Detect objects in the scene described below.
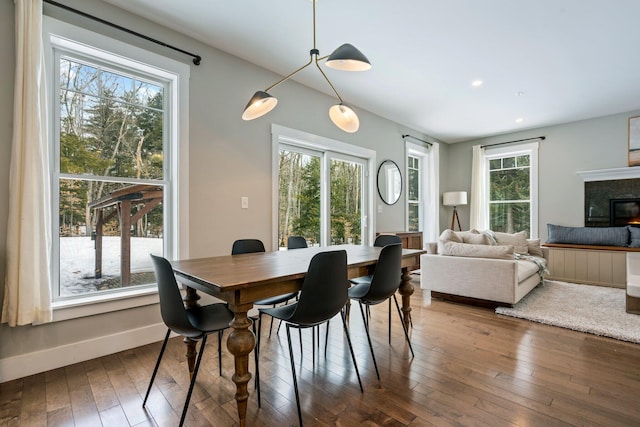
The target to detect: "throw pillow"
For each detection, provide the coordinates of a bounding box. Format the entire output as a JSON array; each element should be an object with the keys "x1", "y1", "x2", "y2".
[
  {"x1": 439, "y1": 229, "x2": 463, "y2": 243},
  {"x1": 526, "y1": 238, "x2": 544, "y2": 257},
  {"x1": 547, "y1": 224, "x2": 629, "y2": 246},
  {"x1": 493, "y1": 230, "x2": 529, "y2": 254},
  {"x1": 439, "y1": 241, "x2": 515, "y2": 259},
  {"x1": 461, "y1": 232, "x2": 490, "y2": 245},
  {"x1": 629, "y1": 226, "x2": 640, "y2": 248}
]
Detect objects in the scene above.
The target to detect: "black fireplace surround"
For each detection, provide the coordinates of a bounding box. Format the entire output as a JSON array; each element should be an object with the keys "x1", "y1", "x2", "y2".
[{"x1": 585, "y1": 178, "x2": 640, "y2": 227}]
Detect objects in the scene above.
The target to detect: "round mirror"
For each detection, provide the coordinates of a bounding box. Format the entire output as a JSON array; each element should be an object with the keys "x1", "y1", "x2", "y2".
[{"x1": 377, "y1": 160, "x2": 402, "y2": 205}]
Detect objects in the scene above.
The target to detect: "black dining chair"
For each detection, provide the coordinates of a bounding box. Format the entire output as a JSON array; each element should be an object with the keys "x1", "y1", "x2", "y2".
[
  {"x1": 258, "y1": 250, "x2": 363, "y2": 426},
  {"x1": 232, "y1": 239, "x2": 298, "y2": 338},
  {"x1": 348, "y1": 243, "x2": 414, "y2": 380},
  {"x1": 287, "y1": 235, "x2": 308, "y2": 249},
  {"x1": 350, "y1": 234, "x2": 411, "y2": 342},
  {"x1": 144, "y1": 255, "x2": 234, "y2": 427}
]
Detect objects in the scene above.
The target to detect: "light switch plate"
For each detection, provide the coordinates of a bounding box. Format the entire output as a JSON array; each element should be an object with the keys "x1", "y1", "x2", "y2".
[{"x1": 241, "y1": 197, "x2": 249, "y2": 209}]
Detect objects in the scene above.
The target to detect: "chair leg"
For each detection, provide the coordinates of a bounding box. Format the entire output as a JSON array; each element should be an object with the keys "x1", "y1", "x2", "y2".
[
  {"x1": 143, "y1": 329, "x2": 171, "y2": 407},
  {"x1": 358, "y1": 302, "x2": 380, "y2": 380},
  {"x1": 388, "y1": 298, "x2": 392, "y2": 345},
  {"x1": 324, "y1": 320, "x2": 330, "y2": 358},
  {"x1": 268, "y1": 304, "x2": 276, "y2": 338},
  {"x1": 179, "y1": 335, "x2": 208, "y2": 427},
  {"x1": 393, "y1": 294, "x2": 415, "y2": 357},
  {"x1": 339, "y1": 312, "x2": 364, "y2": 393},
  {"x1": 285, "y1": 324, "x2": 304, "y2": 427},
  {"x1": 218, "y1": 330, "x2": 223, "y2": 376},
  {"x1": 255, "y1": 313, "x2": 262, "y2": 407}
]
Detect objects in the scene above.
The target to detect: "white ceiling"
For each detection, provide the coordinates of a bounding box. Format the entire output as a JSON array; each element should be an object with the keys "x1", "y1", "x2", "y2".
[{"x1": 103, "y1": 0, "x2": 640, "y2": 143}]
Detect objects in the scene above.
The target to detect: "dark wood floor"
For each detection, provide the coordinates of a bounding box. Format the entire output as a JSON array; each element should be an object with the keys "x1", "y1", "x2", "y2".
[{"x1": 2, "y1": 277, "x2": 640, "y2": 426}]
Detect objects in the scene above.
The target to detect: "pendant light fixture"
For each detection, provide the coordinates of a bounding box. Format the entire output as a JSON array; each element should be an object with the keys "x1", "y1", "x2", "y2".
[{"x1": 241, "y1": 0, "x2": 371, "y2": 133}]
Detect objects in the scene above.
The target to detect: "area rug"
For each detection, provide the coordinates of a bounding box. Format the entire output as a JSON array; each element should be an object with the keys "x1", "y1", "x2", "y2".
[{"x1": 495, "y1": 280, "x2": 640, "y2": 344}]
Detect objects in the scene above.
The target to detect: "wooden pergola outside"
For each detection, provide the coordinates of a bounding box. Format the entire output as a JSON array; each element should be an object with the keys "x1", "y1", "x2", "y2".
[{"x1": 88, "y1": 184, "x2": 163, "y2": 287}]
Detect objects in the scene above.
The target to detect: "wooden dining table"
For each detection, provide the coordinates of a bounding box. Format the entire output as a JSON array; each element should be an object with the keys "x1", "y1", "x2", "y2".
[{"x1": 170, "y1": 244, "x2": 425, "y2": 426}]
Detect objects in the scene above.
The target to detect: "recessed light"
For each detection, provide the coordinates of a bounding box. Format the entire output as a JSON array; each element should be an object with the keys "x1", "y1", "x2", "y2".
[
  {"x1": 515, "y1": 117, "x2": 525, "y2": 123},
  {"x1": 471, "y1": 80, "x2": 483, "y2": 87}
]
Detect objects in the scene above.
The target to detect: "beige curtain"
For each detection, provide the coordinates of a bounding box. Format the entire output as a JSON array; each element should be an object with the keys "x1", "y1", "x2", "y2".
[
  {"x1": 470, "y1": 145, "x2": 488, "y2": 231},
  {"x1": 2, "y1": 0, "x2": 52, "y2": 326}
]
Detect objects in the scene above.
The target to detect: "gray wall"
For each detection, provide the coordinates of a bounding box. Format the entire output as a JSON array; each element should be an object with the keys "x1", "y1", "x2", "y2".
[
  {"x1": 1, "y1": 0, "x2": 638, "y2": 370},
  {"x1": 0, "y1": 0, "x2": 434, "y2": 363},
  {"x1": 444, "y1": 111, "x2": 640, "y2": 240}
]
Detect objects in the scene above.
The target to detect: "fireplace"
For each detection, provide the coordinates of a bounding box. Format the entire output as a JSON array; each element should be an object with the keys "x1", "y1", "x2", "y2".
[{"x1": 610, "y1": 198, "x2": 640, "y2": 226}]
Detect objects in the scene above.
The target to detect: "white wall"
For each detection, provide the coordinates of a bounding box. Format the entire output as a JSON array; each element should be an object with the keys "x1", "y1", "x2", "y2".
[{"x1": 443, "y1": 110, "x2": 640, "y2": 240}]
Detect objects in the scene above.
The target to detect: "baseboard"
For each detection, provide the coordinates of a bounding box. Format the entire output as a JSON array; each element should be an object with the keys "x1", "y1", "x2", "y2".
[{"x1": 0, "y1": 323, "x2": 169, "y2": 383}]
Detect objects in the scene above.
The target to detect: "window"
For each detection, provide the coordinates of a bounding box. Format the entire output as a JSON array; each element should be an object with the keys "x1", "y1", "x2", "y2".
[
  {"x1": 407, "y1": 155, "x2": 421, "y2": 231},
  {"x1": 45, "y1": 18, "x2": 189, "y2": 306},
  {"x1": 484, "y1": 143, "x2": 538, "y2": 236},
  {"x1": 272, "y1": 125, "x2": 375, "y2": 248}
]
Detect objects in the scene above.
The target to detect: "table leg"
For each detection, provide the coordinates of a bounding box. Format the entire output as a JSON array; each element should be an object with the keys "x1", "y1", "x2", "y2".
[
  {"x1": 183, "y1": 286, "x2": 201, "y2": 376},
  {"x1": 227, "y1": 303, "x2": 255, "y2": 427},
  {"x1": 398, "y1": 268, "x2": 414, "y2": 328}
]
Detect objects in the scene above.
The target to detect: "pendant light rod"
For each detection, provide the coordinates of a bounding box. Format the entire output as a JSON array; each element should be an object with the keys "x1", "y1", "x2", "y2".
[
  {"x1": 264, "y1": 58, "x2": 313, "y2": 92},
  {"x1": 242, "y1": 0, "x2": 370, "y2": 132}
]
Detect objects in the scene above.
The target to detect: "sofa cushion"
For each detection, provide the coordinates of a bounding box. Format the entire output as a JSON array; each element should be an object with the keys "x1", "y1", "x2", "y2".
[
  {"x1": 516, "y1": 259, "x2": 543, "y2": 282},
  {"x1": 493, "y1": 230, "x2": 529, "y2": 254},
  {"x1": 547, "y1": 224, "x2": 629, "y2": 246},
  {"x1": 526, "y1": 238, "x2": 544, "y2": 257},
  {"x1": 439, "y1": 241, "x2": 514, "y2": 259}
]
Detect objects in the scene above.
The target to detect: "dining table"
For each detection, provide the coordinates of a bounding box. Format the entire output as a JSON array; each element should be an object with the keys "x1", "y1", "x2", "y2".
[{"x1": 170, "y1": 243, "x2": 425, "y2": 427}]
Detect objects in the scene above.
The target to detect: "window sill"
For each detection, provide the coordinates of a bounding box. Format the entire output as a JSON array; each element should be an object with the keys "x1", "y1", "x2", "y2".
[{"x1": 51, "y1": 287, "x2": 159, "y2": 322}]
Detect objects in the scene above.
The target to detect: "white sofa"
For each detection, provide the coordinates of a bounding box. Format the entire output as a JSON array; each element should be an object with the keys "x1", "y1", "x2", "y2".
[{"x1": 420, "y1": 230, "x2": 548, "y2": 306}]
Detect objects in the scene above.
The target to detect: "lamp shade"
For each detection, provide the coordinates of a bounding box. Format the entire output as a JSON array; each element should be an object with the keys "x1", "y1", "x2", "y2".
[
  {"x1": 329, "y1": 103, "x2": 359, "y2": 133},
  {"x1": 443, "y1": 191, "x2": 467, "y2": 206},
  {"x1": 326, "y1": 43, "x2": 372, "y2": 71},
  {"x1": 242, "y1": 91, "x2": 278, "y2": 120}
]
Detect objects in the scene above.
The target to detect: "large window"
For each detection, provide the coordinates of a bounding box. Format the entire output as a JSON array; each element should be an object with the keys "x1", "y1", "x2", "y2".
[
  {"x1": 407, "y1": 155, "x2": 421, "y2": 231},
  {"x1": 484, "y1": 143, "x2": 538, "y2": 236},
  {"x1": 273, "y1": 125, "x2": 374, "y2": 248},
  {"x1": 46, "y1": 19, "x2": 189, "y2": 305}
]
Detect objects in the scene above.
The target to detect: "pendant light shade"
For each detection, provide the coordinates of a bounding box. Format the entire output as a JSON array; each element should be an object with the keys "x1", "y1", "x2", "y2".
[
  {"x1": 329, "y1": 103, "x2": 359, "y2": 133},
  {"x1": 242, "y1": 91, "x2": 278, "y2": 121},
  {"x1": 326, "y1": 43, "x2": 372, "y2": 71}
]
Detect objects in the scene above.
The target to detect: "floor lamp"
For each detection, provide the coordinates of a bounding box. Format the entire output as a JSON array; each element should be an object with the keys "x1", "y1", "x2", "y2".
[{"x1": 443, "y1": 191, "x2": 468, "y2": 231}]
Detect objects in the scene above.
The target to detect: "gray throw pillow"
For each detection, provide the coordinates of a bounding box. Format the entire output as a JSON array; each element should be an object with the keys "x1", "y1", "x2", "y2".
[
  {"x1": 547, "y1": 224, "x2": 629, "y2": 246},
  {"x1": 629, "y1": 226, "x2": 640, "y2": 248}
]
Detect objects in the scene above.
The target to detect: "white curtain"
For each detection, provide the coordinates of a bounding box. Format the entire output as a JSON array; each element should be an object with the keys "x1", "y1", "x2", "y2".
[
  {"x1": 424, "y1": 142, "x2": 440, "y2": 244},
  {"x1": 469, "y1": 144, "x2": 488, "y2": 231},
  {"x1": 2, "y1": 0, "x2": 53, "y2": 326}
]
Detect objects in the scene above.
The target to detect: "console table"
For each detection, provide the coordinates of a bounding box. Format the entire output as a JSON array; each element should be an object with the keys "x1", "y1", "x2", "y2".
[{"x1": 377, "y1": 231, "x2": 423, "y2": 250}]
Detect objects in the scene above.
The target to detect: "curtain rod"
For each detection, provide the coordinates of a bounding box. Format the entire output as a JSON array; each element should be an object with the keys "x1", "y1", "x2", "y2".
[
  {"x1": 481, "y1": 136, "x2": 545, "y2": 149},
  {"x1": 43, "y1": 0, "x2": 202, "y2": 65},
  {"x1": 402, "y1": 134, "x2": 433, "y2": 147}
]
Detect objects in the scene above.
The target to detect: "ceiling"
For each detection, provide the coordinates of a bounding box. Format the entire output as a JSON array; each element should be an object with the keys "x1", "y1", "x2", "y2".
[{"x1": 103, "y1": 0, "x2": 640, "y2": 143}]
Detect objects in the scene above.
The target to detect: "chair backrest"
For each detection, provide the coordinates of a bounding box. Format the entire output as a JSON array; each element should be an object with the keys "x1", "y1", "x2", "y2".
[
  {"x1": 374, "y1": 234, "x2": 402, "y2": 247},
  {"x1": 150, "y1": 254, "x2": 201, "y2": 338},
  {"x1": 287, "y1": 236, "x2": 308, "y2": 250},
  {"x1": 364, "y1": 243, "x2": 403, "y2": 303},
  {"x1": 287, "y1": 250, "x2": 348, "y2": 326},
  {"x1": 232, "y1": 239, "x2": 265, "y2": 254}
]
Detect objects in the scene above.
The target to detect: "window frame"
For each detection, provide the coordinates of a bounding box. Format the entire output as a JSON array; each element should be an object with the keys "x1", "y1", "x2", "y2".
[
  {"x1": 483, "y1": 142, "x2": 539, "y2": 238},
  {"x1": 43, "y1": 16, "x2": 190, "y2": 319},
  {"x1": 271, "y1": 124, "x2": 376, "y2": 248}
]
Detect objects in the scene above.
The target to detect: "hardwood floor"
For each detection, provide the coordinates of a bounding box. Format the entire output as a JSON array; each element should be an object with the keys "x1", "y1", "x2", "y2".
[{"x1": 2, "y1": 277, "x2": 640, "y2": 426}]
